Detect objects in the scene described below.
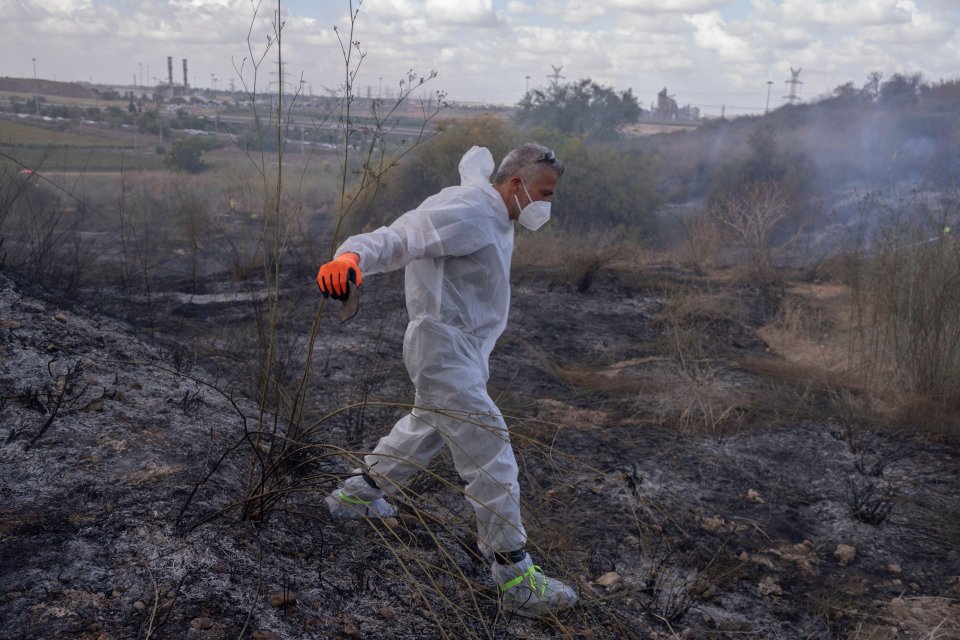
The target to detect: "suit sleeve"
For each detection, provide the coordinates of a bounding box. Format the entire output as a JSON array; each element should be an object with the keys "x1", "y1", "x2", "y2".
[{"x1": 335, "y1": 188, "x2": 496, "y2": 276}]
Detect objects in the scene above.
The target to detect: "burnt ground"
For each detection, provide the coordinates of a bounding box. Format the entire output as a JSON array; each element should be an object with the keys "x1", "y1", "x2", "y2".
[{"x1": 1, "y1": 261, "x2": 958, "y2": 640}]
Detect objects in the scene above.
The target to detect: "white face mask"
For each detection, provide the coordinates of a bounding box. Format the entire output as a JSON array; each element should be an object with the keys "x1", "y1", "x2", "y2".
[{"x1": 514, "y1": 179, "x2": 551, "y2": 231}]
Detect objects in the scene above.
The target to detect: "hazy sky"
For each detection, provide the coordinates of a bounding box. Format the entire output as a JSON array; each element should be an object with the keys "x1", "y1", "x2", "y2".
[{"x1": 1, "y1": 0, "x2": 957, "y2": 116}]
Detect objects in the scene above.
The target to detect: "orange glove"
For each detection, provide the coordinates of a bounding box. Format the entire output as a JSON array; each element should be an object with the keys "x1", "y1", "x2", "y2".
[{"x1": 317, "y1": 253, "x2": 362, "y2": 301}]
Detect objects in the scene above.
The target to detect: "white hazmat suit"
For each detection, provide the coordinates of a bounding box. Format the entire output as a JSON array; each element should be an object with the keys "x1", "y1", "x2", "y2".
[{"x1": 334, "y1": 146, "x2": 524, "y2": 555}]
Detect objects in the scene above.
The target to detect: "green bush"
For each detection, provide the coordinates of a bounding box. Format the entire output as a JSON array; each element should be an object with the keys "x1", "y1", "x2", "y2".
[{"x1": 164, "y1": 137, "x2": 210, "y2": 174}]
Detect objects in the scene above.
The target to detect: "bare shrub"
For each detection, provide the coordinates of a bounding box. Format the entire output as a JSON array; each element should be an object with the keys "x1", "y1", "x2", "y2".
[
  {"x1": 1, "y1": 165, "x2": 102, "y2": 297},
  {"x1": 0, "y1": 161, "x2": 37, "y2": 233},
  {"x1": 710, "y1": 181, "x2": 798, "y2": 275},
  {"x1": 204, "y1": 1, "x2": 448, "y2": 526},
  {"x1": 638, "y1": 537, "x2": 696, "y2": 625},
  {"x1": 7, "y1": 359, "x2": 90, "y2": 448}
]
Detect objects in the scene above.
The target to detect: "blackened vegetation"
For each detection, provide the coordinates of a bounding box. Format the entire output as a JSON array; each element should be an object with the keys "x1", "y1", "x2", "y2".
[
  {"x1": 639, "y1": 538, "x2": 696, "y2": 623},
  {"x1": 837, "y1": 421, "x2": 905, "y2": 526},
  {"x1": 177, "y1": 387, "x2": 204, "y2": 416},
  {"x1": 6, "y1": 358, "x2": 89, "y2": 448},
  {"x1": 1, "y1": 260, "x2": 959, "y2": 638},
  {"x1": 846, "y1": 479, "x2": 895, "y2": 526}
]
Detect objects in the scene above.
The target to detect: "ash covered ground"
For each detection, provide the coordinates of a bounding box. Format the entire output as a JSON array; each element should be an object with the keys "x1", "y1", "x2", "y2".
[{"x1": 1, "y1": 264, "x2": 958, "y2": 640}]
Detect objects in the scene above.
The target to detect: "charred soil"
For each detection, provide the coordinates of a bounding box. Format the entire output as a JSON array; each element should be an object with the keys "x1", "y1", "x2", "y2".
[{"x1": 1, "y1": 263, "x2": 958, "y2": 640}]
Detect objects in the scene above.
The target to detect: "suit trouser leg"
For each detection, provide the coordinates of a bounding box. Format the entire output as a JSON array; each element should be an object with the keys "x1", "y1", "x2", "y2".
[{"x1": 364, "y1": 392, "x2": 526, "y2": 554}]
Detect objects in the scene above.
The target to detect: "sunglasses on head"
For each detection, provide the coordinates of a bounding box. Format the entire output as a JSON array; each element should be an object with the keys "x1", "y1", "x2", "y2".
[
  {"x1": 537, "y1": 149, "x2": 557, "y2": 165},
  {"x1": 534, "y1": 148, "x2": 564, "y2": 176}
]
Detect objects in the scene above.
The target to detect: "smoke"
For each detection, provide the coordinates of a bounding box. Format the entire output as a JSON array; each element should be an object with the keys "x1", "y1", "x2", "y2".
[{"x1": 650, "y1": 74, "x2": 960, "y2": 256}]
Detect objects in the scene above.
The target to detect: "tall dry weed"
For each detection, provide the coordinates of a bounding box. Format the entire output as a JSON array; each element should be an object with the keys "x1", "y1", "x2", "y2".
[
  {"x1": 846, "y1": 191, "x2": 960, "y2": 436},
  {"x1": 648, "y1": 289, "x2": 749, "y2": 441},
  {"x1": 675, "y1": 210, "x2": 724, "y2": 270}
]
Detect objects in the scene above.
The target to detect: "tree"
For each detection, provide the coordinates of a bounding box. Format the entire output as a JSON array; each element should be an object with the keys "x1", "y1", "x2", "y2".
[
  {"x1": 863, "y1": 71, "x2": 883, "y2": 102},
  {"x1": 829, "y1": 81, "x2": 868, "y2": 105},
  {"x1": 708, "y1": 125, "x2": 809, "y2": 203},
  {"x1": 879, "y1": 72, "x2": 924, "y2": 108},
  {"x1": 164, "y1": 137, "x2": 209, "y2": 174},
  {"x1": 137, "y1": 110, "x2": 160, "y2": 134},
  {"x1": 516, "y1": 79, "x2": 642, "y2": 141}
]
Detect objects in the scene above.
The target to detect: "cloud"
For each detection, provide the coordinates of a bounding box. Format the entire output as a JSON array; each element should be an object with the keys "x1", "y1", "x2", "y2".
[
  {"x1": 603, "y1": 0, "x2": 733, "y2": 13},
  {"x1": 424, "y1": 0, "x2": 499, "y2": 26},
  {"x1": 37, "y1": 0, "x2": 94, "y2": 12},
  {"x1": 686, "y1": 11, "x2": 753, "y2": 62},
  {"x1": 618, "y1": 12, "x2": 695, "y2": 34},
  {"x1": 861, "y1": 11, "x2": 954, "y2": 44},
  {"x1": 553, "y1": 1, "x2": 607, "y2": 24},
  {"x1": 6, "y1": 0, "x2": 118, "y2": 36},
  {"x1": 0, "y1": 0, "x2": 957, "y2": 114},
  {"x1": 505, "y1": 0, "x2": 536, "y2": 16},
  {"x1": 777, "y1": 0, "x2": 913, "y2": 27}
]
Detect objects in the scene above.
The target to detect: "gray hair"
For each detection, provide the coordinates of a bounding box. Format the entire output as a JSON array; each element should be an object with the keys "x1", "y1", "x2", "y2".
[{"x1": 492, "y1": 143, "x2": 565, "y2": 185}]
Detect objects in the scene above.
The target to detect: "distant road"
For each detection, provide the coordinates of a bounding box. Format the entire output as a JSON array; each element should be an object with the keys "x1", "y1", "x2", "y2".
[{"x1": 214, "y1": 111, "x2": 433, "y2": 141}]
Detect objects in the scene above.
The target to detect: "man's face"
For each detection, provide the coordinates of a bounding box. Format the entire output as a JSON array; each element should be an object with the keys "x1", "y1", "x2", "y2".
[{"x1": 509, "y1": 166, "x2": 559, "y2": 220}]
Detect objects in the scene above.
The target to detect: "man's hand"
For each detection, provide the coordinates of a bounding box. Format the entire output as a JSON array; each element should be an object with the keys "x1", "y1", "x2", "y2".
[{"x1": 317, "y1": 253, "x2": 362, "y2": 301}]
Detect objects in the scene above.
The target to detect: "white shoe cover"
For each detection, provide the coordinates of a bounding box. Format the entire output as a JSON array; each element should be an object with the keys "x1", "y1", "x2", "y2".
[
  {"x1": 325, "y1": 489, "x2": 397, "y2": 520},
  {"x1": 492, "y1": 553, "x2": 577, "y2": 619}
]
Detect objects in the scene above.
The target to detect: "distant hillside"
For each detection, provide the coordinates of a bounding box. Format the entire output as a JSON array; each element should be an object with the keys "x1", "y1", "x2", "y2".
[
  {"x1": 0, "y1": 77, "x2": 99, "y2": 99},
  {"x1": 641, "y1": 75, "x2": 960, "y2": 205}
]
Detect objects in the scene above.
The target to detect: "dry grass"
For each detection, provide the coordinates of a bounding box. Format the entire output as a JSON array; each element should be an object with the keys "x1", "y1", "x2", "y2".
[
  {"x1": 757, "y1": 282, "x2": 852, "y2": 376},
  {"x1": 845, "y1": 596, "x2": 960, "y2": 639},
  {"x1": 653, "y1": 375, "x2": 749, "y2": 441},
  {"x1": 749, "y1": 261, "x2": 960, "y2": 439},
  {"x1": 514, "y1": 227, "x2": 652, "y2": 292},
  {"x1": 521, "y1": 277, "x2": 756, "y2": 441},
  {"x1": 674, "y1": 214, "x2": 724, "y2": 270},
  {"x1": 543, "y1": 358, "x2": 672, "y2": 399},
  {"x1": 750, "y1": 281, "x2": 901, "y2": 425},
  {"x1": 654, "y1": 289, "x2": 741, "y2": 327},
  {"x1": 0, "y1": 118, "x2": 127, "y2": 147}
]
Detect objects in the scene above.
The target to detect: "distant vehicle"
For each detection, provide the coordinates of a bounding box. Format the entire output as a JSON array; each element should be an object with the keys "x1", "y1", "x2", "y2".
[{"x1": 19, "y1": 169, "x2": 33, "y2": 175}]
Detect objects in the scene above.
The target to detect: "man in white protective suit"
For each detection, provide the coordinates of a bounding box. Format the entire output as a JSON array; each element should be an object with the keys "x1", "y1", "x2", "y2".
[{"x1": 315, "y1": 143, "x2": 577, "y2": 619}]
